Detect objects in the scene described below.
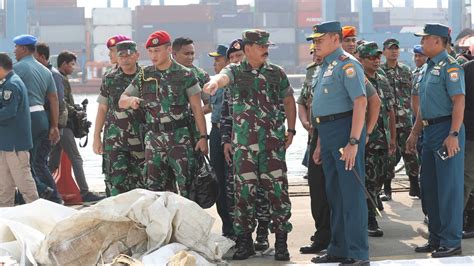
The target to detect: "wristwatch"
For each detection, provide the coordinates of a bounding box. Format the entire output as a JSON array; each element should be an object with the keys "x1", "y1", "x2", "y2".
[
  {"x1": 349, "y1": 137, "x2": 360, "y2": 145},
  {"x1": 200, "y1": 134, "x2": 209, "y2": 140},
  {"x1": 287, "y1": 129, "x2": 296, "y2": 135},
  {"x1": 449, "y1": 131, "x2": 459, "y2": 137}
]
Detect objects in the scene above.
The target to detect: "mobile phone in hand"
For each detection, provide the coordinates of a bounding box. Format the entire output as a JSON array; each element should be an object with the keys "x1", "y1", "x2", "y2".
[{"x1": 437, "y1": 146, "x2": 449, "y2": 160}]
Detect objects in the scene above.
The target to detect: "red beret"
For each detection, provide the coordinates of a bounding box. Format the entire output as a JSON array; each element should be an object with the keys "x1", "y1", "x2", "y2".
[
  {"x1": 106, "y1": 35, "x2": 131, "y2": 49},
  {"x1": 342, "y1": 26, "x2": 357, "y2": 39},
  {"x1": 146, "y1": 31, "x2": 171, "y2": 48}
]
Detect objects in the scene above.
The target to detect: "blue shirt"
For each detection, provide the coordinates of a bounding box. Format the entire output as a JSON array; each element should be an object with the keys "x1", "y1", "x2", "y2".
[
  {"x1": 210, "y1": 88, "x2": 225, "y2": 123},
  {"x1": 0, "y1": 71, "x2": 33, "y2": 151},
  {"x1": 13, "y1": 55, "x2": 57, "y2": 106},
  {"x1": 312, "y1": 48, "x2": 366, "y2": 117},
  {"x1": 419, "y1": 50, "x2": 465, "y2": 120}
]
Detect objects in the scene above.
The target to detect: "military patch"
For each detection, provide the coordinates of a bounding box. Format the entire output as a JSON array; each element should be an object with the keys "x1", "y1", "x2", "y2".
[
  {"x1": 323, "y1": 70, "x2": 333, "y2": 77},
  {"x1": 449, "y1": 71, "x2": 459, "y2": 82},
  {"x1": 430, "y1": 69, "x2": 440, "y2": 76},
  {"x1": 345, "y1": 67, "x2": 356, "y2": 78},
  {"x1": 338, "y1": 54, "x2": 349, "y2": 61},
  {"x1": 447, "y1": 67, "x2": 459, "y2": 73},
  {"x1": 3, "y1": 90, "x2": 12, "y2": 100}
]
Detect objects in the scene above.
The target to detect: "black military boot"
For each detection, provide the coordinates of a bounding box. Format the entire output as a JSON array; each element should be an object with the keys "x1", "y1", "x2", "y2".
[
  {"x1": 368, "y1": 217, "x2": 383, "y2": 237},
  {"x1": 274, "y1": 232, "x2": 290, "y2": 261},
  {"x1": 409, "y1": 175, "x2": 421, "y2": 198},
  {"x1": 463, "y1": 210, "x2": 474, "y2": 239},
  {"x1": 233, "y1": 233, "x2": 255, "y2": 260},
  {"x1": 381, "y1": 180, "x2": 392, "y2": 201},
  {"x1": 254, "y1": 221, "x2": 269, "y2": 251}
]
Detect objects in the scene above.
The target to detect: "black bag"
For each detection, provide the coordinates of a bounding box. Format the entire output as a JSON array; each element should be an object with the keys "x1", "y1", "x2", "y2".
[
  {"x1": 189, "y1": 153, "x2": 219, "y2": 209},
  {"x1": 70, "y1": 99, "x2": 92, "y2": 147}
]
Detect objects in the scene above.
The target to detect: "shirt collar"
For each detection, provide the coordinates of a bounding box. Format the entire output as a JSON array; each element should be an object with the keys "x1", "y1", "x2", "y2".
[
  {"x1": 430, "y1": 50, "x2": 448, "y2": 65},
  {"x1": 324, "y1": 47, "x2": 344, "y2": 65}
]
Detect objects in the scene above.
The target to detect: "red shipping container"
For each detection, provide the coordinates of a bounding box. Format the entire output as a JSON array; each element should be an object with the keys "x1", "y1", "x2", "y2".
[
  {"x1": 297, "y1": 0, "x2": 322, "y2": 11},
  {"x1": 297, "y1": 12, "x2": 323, "y2": 28},
  {"x1": 135, "y1": 5, "x2": 213, "y2": 25},
  {"x1": 34, "y1": 0, "x2": 76, "y2": 7}
]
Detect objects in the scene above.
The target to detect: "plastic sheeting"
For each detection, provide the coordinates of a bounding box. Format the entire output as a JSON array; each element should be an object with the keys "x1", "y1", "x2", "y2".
[{"x1": 0, "y1": 189, "x2": 234, "y2": 265}]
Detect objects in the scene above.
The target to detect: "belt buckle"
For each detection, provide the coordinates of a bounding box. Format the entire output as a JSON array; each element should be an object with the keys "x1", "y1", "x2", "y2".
[
  {"x1": 316, "y1": 117, "x2": 320, "y2": 124},
  {"x1": 422, "y1": 120, "x2": 429, "y2": 127}
]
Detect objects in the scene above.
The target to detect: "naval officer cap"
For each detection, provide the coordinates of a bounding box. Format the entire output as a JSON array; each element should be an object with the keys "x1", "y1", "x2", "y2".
[
  {"x1": 208, "y1": 44, "x2": 228, "y2": 57},
  {"x1": 414, "y1": 23, "x2": 450, "y2": 38},
  {"x1": 306, "y1": 21, "x2": 342, "y2": 41},
  {"x1": 13, "y1": 34, "x2": 37, "y2": 46}
]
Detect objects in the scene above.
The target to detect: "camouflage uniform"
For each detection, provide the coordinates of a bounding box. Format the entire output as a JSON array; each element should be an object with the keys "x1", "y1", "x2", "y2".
[
  {"x1": 221, "y1": 59, "x2": 293, "y2": 235},
  {"x1": 412, "y1": 65, "x2": 426, "y2": 161},
  {"x1": 124, "y1": 59, "x2": 201, "y2": 198},
  {"x1": 190, "y1": 65, "x2": 211, "y2": 103},
  {"x1": 297, "y1": 62, "x2": 316, "y2": 167},
  {"x1": 381, "y1": 62, "x2": 419, "y2": 179},
  {"x1": 97, "y1": 66, "x2": 145, "y2": 196},
  {"x1": 365, "y1": 73, "x2": 395, "y2": 206}
]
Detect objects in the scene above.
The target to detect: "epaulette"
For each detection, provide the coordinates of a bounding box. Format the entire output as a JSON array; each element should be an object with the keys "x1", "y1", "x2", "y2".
[
  {"x1": 447, "y1": 56, "x2": 457, "y2": 64},
  {"x1": 306, "y1": 62, "x2": 317, "y2": 70},
  {"x1": 338, "y1": 54, "x2": 349, "y2": 61}
]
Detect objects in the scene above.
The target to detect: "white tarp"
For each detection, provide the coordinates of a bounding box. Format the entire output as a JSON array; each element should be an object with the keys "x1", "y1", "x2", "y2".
[{"x1": 0, "y1": 189, "x2": 234, "y2": 265}]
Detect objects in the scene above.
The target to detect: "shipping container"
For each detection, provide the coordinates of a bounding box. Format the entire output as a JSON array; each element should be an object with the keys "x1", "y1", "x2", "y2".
[
  {"x1": 298, "y1": 43, "x2": 313, "y2": 62},
  {"x1": 217, "y1": 28, "x2": 295, "y2": 45},
  {"x1": 135, "y1": 23, "x2": 213, "y2": 43},
  {"x1": 297, "y1": 12, "x2": 323, "y2": 28},
  {"x1": 337, "y1": 12, "x2": 359, "y2": 27},
  {"x1": 48, "y1": 42, "x2": 85, "y2": 56},
  {"x1": 296, "y1": 0, "x2": 322, "y2": 12},
  {"x1": 0, "y1": 10, "x2": 5, "y2": 38},
  {"x1": 214, "y1": 12, "x2": 254, "y2": 28},
  {"x1": 296, "y1": 28, "x2": 314, "y2": 43},
  {"x1": 135, "y1": 5, "x2": 213, "y2": 25},
  {"x1": 93, "y1": 44, "x2": 110, "y2": 62},
  {"x1": 39, "y1": 25, "x2": 86, "y2": 43},
  {"x1": 31, "y1": 7, "x2": 85, "y2": 25},
  {"x1": 92, "y1": 8, "x2": 132, "y2": 26},
  {"x1": 255, "y1": 12, "x2": 294, "y2": 28},
  {"x1": 34, "y1": 0, "x2": 76, "y2": 8},
  {"x1": 268, "y1": 43, "x2": 296, "y2": 62},
  {"x1": 255, "y1": 0, "x2": 294, "y2": 13},
  {"x1": 93, "y1": 25, "x2": 133, "y2": 45}
]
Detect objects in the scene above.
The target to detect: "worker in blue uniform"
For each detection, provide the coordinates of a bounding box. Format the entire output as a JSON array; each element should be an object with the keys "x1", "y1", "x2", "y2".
[
  {"x1": 407, "y1": 23, "x2": 465, "y2": 258},
  {"x1": 309, "y1": 21, "x2": 369, "y2": 266}
]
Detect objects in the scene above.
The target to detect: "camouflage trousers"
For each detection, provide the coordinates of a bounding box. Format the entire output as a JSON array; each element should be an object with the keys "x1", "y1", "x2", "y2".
[
  {"x1": 103, "y1": 149, "x2": 145, "y2": 196},
  {"x1": 366, "y1": 148, "x2": 389, "y2": 212},
  {"x1": 225, "y1": 159, "x2": 271, "y2": 224},
  {"x1": 233, "y1": 147, "x2": 292, "y2": 235},
  {"x1": 143, "y1": 131, "x2": 195, "y2": 198},
  {"x1": 388, "y1": 127, "x2": 420, "y2": 179}
]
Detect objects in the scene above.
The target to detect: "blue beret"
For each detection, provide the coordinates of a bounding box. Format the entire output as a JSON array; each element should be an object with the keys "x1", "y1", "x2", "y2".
[
  {"x1": 414, "y1": 23, "x2": 449, "y2": 38},
  {"x1": 208, "y1": 44, "x2": 228, "y2": 57},
  {"x1": 306, "y1": 21, "x2": 342, "y2": 41},
  {"x1": 413, "y1": 45, "x2": 424, "y2": 55},
  {"x1": 13, "y1": 34, "x2": 38, "y2": 46}
]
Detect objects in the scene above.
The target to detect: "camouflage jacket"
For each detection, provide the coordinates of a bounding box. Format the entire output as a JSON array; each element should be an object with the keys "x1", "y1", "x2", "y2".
[
  {"x1": 411, "y1": 65, "x2": 425, "y2": 97},
  {"x1": 381, "y1": 62, "x2": 413, "y2": 128},
  {"x1": 366, "y1": 72, "x2": 395, "y2": 150},
  {"x1": 296, "y1": 62, "x2": 319, "y2": 107},
  {"x1": 220, "y1": 86, "x2": 232, "y2": 145},
  {"x1": 98, "y1": 65, "x2": 144, "y2": 151},
  {"x1": 221, "y1": 59, "x2": 293, "y2": 151},
  {"x1": 190, "y1": 65, "x2": 211, "y2": 103}
]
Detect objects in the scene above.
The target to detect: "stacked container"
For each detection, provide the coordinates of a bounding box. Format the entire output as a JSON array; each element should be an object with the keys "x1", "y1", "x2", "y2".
[
  {"x1": 253, "y1": 0, "x2": 297, "y2": 69},
  {"x1": 92, "y1": 8, "x2": 132, "y2": 62},
  {"x1": 296, "y1": 0, "x2": 323, "y2": 68},
  {"x1": 30, "y1": 0, "x2": 85, "y2": 56}
]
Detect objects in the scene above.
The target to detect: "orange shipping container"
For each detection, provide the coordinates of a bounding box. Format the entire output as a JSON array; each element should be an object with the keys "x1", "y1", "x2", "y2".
[
  {"x1": 297, "y1": 0, "x2": 322, "y2": 11},
  {"x1": 297, "y1": 12, "x2": 323, "y2": 28}
]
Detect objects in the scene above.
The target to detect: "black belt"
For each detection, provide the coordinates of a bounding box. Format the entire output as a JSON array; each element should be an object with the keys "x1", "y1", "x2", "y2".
[
  {"x1": 149, "y1": 119, "x2": 189, "y2": 132},
  {"x1": 422, "y1": 116, "x2": 451, "y2": 127},
  {"x1": 212, "y1": 122, "x2": 220, "y2": 128},
  {"x1": 315, "y1": 111, "x2": 353, "y2": 124}
]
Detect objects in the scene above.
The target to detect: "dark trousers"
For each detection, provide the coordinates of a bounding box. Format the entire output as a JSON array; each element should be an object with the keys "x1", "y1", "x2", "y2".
[
  {"x1": 318, "y1": 116, "x2": 368, "y2": 260},
  {"x1": 421, "y1": 121, "x2": 464, "y2": 248},
  {"x1": 33, "y1": 136, "x2": 62, "y2": 202},
  {"x1": 308, "y1": 129, "x2": 330, "y2": 245},
  {"x1": 210, "y1": 125, "x2": 234, "y2": 236}
]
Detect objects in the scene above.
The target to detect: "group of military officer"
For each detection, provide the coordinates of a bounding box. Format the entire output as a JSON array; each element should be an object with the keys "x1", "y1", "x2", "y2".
[{"x1": 89, "y1": 19, "x2": 472, "y2": 264}]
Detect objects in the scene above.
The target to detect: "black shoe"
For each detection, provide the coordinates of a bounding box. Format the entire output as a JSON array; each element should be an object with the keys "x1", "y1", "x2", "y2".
[
  {"x1": 311, "y1": 254, "x2": 345, "y2": 264},
  {"x1": 380, "y1": 192, "x2": 392, "y2": 201},
  {"x1": 376, "y1": 195, "x2": 384, "y2": 211},
  {"x1": 424, "y1": 216, "x2": 429, "y2": 225},
  {"x1": 233, "y1": 233, "x2": 255, "y2": 260},
  {"x1": 339, "y1": 258, "x2": 371, "y2": 266},
  {"x1": 409, "y1": 175, "x2": 421, "y2": 198},
  {"x1": 254, "y1": 221, "x2": 269, "y2": 251},
  {"x1": 40, "y1": 187, "x2": 54, "y2": 200},
  {"x1": 274, "y1": 232, "x2": 290, "y2": 261},
  {"x1": 462, "y1": 210, "x2": 474, "y2": 239},
  {"x1": 303, "y1": 174, "x2": 308, "y2": 179},
  {"x1": 414, "y1": 242, "x2": 439, "y2": 253},
  {"x1": 431, "y1": 246, "x2": 462, "y2": 258},
  {"x1": 368, "y1": 219, "x2": 383, "y2": 237},
  {"x1": 462, "y1": 230, "x2": 474, "y2": 239},
  {"x1": 300, "y1": 241, "x2": 328, "y2": 254},
  {"x1": 81, "y1": 192, "x2": 105, "y2": 203}
]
